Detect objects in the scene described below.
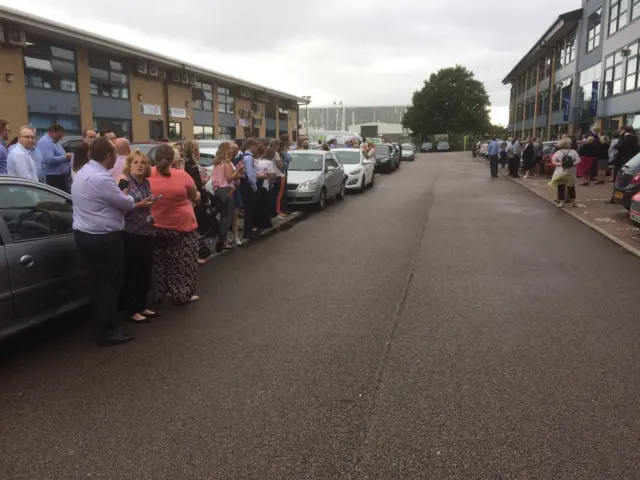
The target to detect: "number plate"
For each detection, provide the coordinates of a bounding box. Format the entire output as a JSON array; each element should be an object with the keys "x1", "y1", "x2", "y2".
[
  {"x1": 615, "y1": 191, "x2": 624, "y2": 199},
  {"x1": 631, "y1": 212, "x2": 640, "y2": 224}
]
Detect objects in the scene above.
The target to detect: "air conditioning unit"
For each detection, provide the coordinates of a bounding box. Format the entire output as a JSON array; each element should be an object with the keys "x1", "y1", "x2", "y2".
[
  {"x1": 240, "y1": 89, "x2": 251, "y2": 99},
  {"x1": 158, "y1": 68, "x2": 166, "y2": 80},
  {"x1": 189, "y1": 74, "x2": 197, "y2": 86},
  {"x1": 172, "y1": 71, "x2": 181, "y2": 83},
  {"x1": 148, "y1": 63, "x2": 158, "y2": 77},
  {"x1": 180, "y1": 72, "x2": 189, "y2": 84},
  {"x1": 7, "y1": 27, "x2": 26, "y2": 47},
  {"x1": 136, "y1": 59, "x2": 148, "y2": 75}
]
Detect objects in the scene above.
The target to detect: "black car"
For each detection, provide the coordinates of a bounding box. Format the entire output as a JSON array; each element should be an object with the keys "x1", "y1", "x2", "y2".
[
  {"x1": 613, "y1": 153, "x2": 640, "y2": 209},
  {"x1": 375, "y1": 144, "x2": 398, "y2": 173}
]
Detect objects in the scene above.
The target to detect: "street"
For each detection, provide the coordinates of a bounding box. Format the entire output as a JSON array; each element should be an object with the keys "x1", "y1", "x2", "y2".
[{"x1": 2, "y1": 152, "x2": 640, "y2": 479}]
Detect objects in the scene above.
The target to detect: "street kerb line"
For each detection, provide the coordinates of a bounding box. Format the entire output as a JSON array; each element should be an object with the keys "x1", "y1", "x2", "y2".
[{"x1": 503, "y1": 174, "x2": 640, "y2": 259}]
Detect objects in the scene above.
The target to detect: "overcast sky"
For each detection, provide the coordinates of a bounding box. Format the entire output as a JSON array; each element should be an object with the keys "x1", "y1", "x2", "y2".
[{"x1": 3, "y1": 0, "x2": 580, "y2": 125}]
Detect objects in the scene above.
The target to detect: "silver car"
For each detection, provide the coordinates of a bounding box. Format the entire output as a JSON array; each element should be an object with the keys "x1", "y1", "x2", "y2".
[
  {"x1": 285, "y1": 150, "x2": 346, "y2": 209},
  {"x1": 0, "y1": 177, "x2": 91, "y2": 340}
]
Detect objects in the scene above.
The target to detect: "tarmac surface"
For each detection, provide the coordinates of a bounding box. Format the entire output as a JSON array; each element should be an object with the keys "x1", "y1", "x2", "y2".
[{"x1": 1, "y1": 152, "x2": 640, "y2": 479}]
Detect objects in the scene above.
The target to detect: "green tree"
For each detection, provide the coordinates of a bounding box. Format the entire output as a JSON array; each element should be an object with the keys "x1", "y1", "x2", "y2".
[{"x1": 402, "y1": 65, "x2": 491, "y2": 136}]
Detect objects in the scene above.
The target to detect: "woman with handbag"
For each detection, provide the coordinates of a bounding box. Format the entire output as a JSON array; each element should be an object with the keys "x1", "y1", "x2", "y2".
[{"x1": 211, "y1": 142, "x2": 236, "y2": 250}]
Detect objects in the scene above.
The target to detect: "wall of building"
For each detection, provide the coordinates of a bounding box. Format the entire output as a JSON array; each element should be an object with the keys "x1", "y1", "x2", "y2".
[
  {"x1": 167, "y1": 82, "x2": 193, "y2": 140},
  {"x1": 129, "y1": 73, "x2": 165, "y2": 142},
  {"x1": 0, "y1": 46, "x2": 28, "y2": 130},
  {"x1": 235, "y1": 97, "x2": 251, "y2": 138},
  {"x1": 288, "y1": 108, "x2": 298, "y2": 140},
  {"x1": 75, "y1": 46, "x2": 94, "y2": 131}
]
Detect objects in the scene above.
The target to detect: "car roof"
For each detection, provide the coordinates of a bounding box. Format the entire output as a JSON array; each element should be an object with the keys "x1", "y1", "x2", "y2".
[
  {"x1": 290, "y1": 150, "x2": 326, "y2": 154},
  {"x1": 0, "y1": 176, "x2": 72, "y2": 199}
]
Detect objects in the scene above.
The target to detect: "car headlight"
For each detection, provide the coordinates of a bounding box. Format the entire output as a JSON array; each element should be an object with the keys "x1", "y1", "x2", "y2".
[
  {"x1": 349, "y1": 168, "x2": 362, "y2": 176},
  {"x1": 298, "y1": 180, "x2": 318, "y2": 191}
]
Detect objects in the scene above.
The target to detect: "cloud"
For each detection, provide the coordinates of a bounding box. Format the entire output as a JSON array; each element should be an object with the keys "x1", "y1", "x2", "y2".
[{"x1": 1, "y1": 0, "x2": 580, "y2": 125}]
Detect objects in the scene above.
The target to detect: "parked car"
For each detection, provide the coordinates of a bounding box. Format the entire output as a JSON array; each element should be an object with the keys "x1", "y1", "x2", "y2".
[
  {"x1": 59, "y1": 136, "x2": 84, "y2": 153},
  {"x1": 400, "y1": 143, "x2": 415, "y2": 161},
  {"x1": 129, "y1": 142, "x2": 166, "y2": 164},
  {"x1": 421, "y1": 142, "x2": 433, "y2": 152},
  {"x1": 436, "y1": 141, "x2": 451, "y2": 152},
  {"x1": 541, "y1": 143, "x2": 558, "y2": 175},
  {"x1": 333, "y1": 148, "x2": 375, "y2": 192},
  {"x1": 285, "y1": 151, "x2": 345, "y2": 209},
  {"x1": 613, "y1": 152, "x2": 640, "y2": 210},
  {"x1": 375, "y1": 144, "x2": 398, "y2": 173},
  {"x1": 198, "y1": 148, "x2": 217, "y2": 183},
  {"x1": 630, "y1": 192, "x2": 640, "y2": 225},
  {"x1": 0, "y1": 177, "x2": 91, "y2": 341}
]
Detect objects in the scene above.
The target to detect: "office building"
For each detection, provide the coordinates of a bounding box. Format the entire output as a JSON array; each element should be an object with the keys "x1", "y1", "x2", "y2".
[
  {"x1": 304, "y1": 105, "x2": 409, "y2": 133},
  {"x1": 503, "y1": 0, "x2": 640, "y2": 139},
  {"x1": 0, "y1": 6, "x2": 306, "y2": 142}
]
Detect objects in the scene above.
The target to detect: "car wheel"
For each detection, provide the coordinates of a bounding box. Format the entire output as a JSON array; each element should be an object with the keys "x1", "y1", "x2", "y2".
[
  {"x1": 316, "y1": 188, "x2": 327, "y2": 210},
  {"x1": 337, "y1": 182, "x2": 346, "y2": 200}
]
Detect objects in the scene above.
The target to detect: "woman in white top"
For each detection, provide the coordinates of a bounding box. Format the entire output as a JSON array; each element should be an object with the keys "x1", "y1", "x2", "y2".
[
  {"x1": 550, "y1": 136, "x2": 581, "y2": 208},
  {"x1": 254, "y1": 146, "x2": 276, "y2": 230}
]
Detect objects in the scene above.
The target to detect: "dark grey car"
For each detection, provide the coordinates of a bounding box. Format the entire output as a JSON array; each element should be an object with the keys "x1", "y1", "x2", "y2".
[{"x1": 0, "y1": 177, "x2": 91, "y2": 340}]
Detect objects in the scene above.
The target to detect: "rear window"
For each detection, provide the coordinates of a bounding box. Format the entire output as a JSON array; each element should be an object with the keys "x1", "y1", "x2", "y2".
[{"x1": 625, "y1": 152, "x2": 640, "y2": 169}]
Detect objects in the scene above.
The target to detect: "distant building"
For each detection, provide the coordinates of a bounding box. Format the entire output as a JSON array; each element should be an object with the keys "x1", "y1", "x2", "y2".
[{"x1": 303, "y1": 105, "x2": 410, "y2": 132}]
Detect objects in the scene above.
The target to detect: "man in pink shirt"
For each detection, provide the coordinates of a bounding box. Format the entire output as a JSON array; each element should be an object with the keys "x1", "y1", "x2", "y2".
[{"x1": 110, "y1": 138, "x2": 130, "y2": 181}]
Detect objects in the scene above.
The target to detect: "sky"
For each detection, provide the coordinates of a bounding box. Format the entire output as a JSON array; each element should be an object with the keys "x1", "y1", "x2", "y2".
[{"x1": 2, "y1": 0, "x2": 580, "y2": 126}]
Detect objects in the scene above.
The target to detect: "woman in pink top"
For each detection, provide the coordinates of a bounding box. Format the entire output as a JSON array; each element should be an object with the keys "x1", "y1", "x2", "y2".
[
  {"x1": 148, "y1": 144, "x2": 201, "y2": 305},
  {"x1": 211, "y1": 142, "x2": 236, "y2": 250}
]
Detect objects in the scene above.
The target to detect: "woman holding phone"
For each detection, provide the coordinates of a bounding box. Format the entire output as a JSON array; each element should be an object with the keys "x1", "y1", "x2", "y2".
[{"x1": 117, "y1": 150, "x2": 158, "y2": 323}]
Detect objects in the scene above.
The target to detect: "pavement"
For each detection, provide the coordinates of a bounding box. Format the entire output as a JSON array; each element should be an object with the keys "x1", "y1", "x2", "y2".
[
  {"x1": 1, "y1": 153, "x2": 640, "y2": 479},
  {"x1": 503, "y1": 168, "x2": 640, "y2": 257}
]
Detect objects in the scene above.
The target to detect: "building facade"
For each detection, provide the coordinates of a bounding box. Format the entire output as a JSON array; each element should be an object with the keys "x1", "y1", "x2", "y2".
[
  {"x1": 303, "y1": 105, "x2": 409, "y2": 133},
  {"x1": 504, "y1": 0, "x2": 640, "y2": 140},
  {"x1": 0, "y1": 6, "x2": 306, "y2": 142}
]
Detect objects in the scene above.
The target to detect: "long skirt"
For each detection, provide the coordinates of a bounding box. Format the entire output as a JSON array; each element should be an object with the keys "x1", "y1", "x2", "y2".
[
  {"x1": 150, "y1": 228, "x2": 198, "y2": 305},
  {"x1": 577, "y1": 156, "x2": 595, "y2": 178}
]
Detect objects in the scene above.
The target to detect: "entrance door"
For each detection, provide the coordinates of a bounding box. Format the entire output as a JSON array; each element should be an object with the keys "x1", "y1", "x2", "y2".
[{"x1": 149, "y1": 120, "x2": 164, "y2": 141}]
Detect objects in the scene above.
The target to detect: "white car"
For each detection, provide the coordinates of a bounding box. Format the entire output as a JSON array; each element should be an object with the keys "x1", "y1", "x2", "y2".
[
  {"x1": 400, "y1": 143, "x2": 415, "y2": 161},
  {"x1": 333, "y1": 148, "x2": 375, "y2": 191},
  {"x1": 198, "y1": 147, "x2": 218, "y2": 182}
]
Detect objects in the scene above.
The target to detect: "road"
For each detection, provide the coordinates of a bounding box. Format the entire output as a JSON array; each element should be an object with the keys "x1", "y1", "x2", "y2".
[{"x1": 1, "y1": 152, "x2": 640, "y2": 479}]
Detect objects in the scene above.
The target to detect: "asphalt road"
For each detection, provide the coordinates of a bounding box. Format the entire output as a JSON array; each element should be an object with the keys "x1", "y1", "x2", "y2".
[{"x1": 2, "y1": 152, "x2": 640, "y2": 479}]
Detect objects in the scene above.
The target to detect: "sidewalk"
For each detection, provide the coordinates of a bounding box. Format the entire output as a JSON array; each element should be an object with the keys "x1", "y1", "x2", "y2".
[
  {"x1": 506, "y1": 171, "x2": 640, "y2": 257},
  {"x1": 199, "y1": 211, "x2": 306, "y2": 264}
]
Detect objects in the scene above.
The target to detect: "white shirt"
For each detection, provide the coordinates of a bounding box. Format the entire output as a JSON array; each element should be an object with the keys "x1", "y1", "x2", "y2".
[
  {"x1": 551, "y1": 149, "x2": 581, "y2": 180},
  {"x1": 255, "y1": 159, "x2": 275, "y2": 190},
  {"x1": 7, "y1": 143, "x2": 39, "y2": 181},
  {"x1": 273, "y1": 153, "x2": 285, "y2": 178}
]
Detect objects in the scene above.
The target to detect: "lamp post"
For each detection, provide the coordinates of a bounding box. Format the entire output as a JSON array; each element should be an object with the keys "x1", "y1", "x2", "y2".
[{"x1": 301, "y1": 95, "x2": 312, "y2": 135}]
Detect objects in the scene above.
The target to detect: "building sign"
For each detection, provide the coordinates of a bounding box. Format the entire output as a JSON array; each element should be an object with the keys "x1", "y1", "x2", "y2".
[
  {"x1": 589, "y1": 81, "x2": 599, "y2": 117},
  {"x1": 170, "y1": 107, "x2": 187, "y2": 119},
  {"x1": 562, "y1": 85, "x2": 572, "y2": 122},
  {"x1": 141, "y1": 104, "x2": 162, "y2": 116}
]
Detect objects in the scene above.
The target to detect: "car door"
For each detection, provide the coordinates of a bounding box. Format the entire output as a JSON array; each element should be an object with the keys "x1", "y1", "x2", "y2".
[
  {"x1": 0, "y1": 183, "x2": 91, "y2": 323},
  {"x1": 363, "y1": 150, "x2": 374, "y2": 182},
  {"x1": 0, "y1": 234, "x2": 14, "y2": 333},
  {"x1": 324, "y1": 154, "x2": 341, "y2": 195}
]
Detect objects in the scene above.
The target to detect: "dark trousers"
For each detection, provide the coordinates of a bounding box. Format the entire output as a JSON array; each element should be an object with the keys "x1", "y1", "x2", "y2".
[
  {"x1": 508, "y1": 156, "x2": 520, "y2": 177},
  {"x1": 240, "y1": 181, "x2": 256, "y2": 238},
  {"x1": 557, "y1": 184, "x2": 576, "y2": 202},
  {"x1": 499, "y1": 152, "x2": 507, "y2": 168},
  {"x1": 489, "y1": 155, "x2": 499, "y2": 177},
  {"x1": 121, "y1": 232, "x2": 152, "y2": 315},
  {"x1": 74, "y1": 231, "x2": 124, "y2": 342},
  {"x1": 611, "y1": 164, "x2": 622, "y2": 198},
  {"x1": 46, "y1": 174, "x2": 70, "y2": 193},
  {"x1": 218, "y1": 196, "x2": 233, "y2": 244}
]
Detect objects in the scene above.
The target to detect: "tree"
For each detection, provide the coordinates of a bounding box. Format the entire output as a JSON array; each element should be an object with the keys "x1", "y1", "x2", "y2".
[{"x1": 402, "y1": 65, "x2": 491, "y2": 136}]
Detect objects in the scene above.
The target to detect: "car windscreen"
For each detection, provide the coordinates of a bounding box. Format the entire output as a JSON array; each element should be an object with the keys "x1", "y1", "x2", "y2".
[
  {"x1": 624, "y1": 152, "x2": 640, "y2": 170},
  {"x1": 401, "y1": 144, "x2": 413, "y2": 150},
  {"x1": 375, "y1": 149, "x2": 390, "y2": 158},
  {"x1": 289, "y1": 153, "x2": 324, "y2": 171},
  {"x1": 130, "y1": 144, "x2": 156, "y2": 155},
  {"x1": 197, "y1": 140, "x2": 223, "y2": 149},
  {"x1": 334, "y1": 151, "x2": 360, "y2": 164}
]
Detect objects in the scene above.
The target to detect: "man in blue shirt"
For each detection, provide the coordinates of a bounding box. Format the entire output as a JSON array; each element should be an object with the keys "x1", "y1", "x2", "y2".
[
  {"x1": 37, "y1": 123, "x2": 72, "y2": 192},
  {"x1": 0, "y1": 119, "x2": 9, "y2": 174},
  {"x1": 241, "y1": 138, "x2": 260, "y2": 240},
  {"x1": 487, "y1": 137, "x2": 501, "y2": 178}
]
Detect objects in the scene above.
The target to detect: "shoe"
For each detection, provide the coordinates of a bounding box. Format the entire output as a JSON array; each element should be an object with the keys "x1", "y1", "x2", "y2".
[
  {"x1": 234, "y1": 236, "x2": 243, "y2": 246},
  {"x1": 571, "y1": 201, "x2": 578, "y2": 207},
  {"x1": 126, "y1": 316, "x2": 150, "y2": 324},
  {"x1": 141, "y1": 310, "x2": 160, "y2": 318},
  {"x1": 97, "y1": 332, "x2": 135, "y2": 347},
  {"x1": 557, "y1": 201, "x2": 565, "y2": 208}
]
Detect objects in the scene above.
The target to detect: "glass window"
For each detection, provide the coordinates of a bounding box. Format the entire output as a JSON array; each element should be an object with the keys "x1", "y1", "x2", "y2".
[
  {"x1": 217, "y1": 87, "x2": 235, "y2": 114},
  {"x1": 192, "y1": 81, "x2": 213, "y2": 111},
  {"x1": 28, "y1": 113, "x2": 80, "y2": 137},
  {"x1": 587, "y1": 9, "x2": 602, "y2": 52},
  {"x1": 633, "y1": 0, "x2": 640, "y2": 20},
  {"x1": 219, "y1": 126, "x2": 234, "y2": 140},
  {"x1": 0, "y1": 185, "x2": 73, "y2": 242},
  {"x1": 168, "y1": 122, "x2": 182, "y2": 140},
  {"x1": 24, "y1": 40, "x2": 77, "y2": 93},
  {"x1": 194, "y1": 125, "x2": 214, "y2": 140},
  {"x1": 625, "y1": 49, "x2": 640, "y2": 92},
  {"x1": 93, "y1": 118, "x2": 131, "y2": 139},
  {"x1": 609, "y1": 0, "x2": 629, "y2": 35},
  {"x1": 89, "y1": 55, "x2": 129, "y2": 100},
  {"x1": 605, "y1": 51, "x2": 625, "y2": 97}
]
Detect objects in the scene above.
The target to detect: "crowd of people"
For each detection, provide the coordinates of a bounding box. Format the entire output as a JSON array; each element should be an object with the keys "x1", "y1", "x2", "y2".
[
  {"x1": 484, "y1": 124, "x2": 640, "y2": 208},
  {"x1": 0, "y1": 118, "x2": 300, "y2": 347}
]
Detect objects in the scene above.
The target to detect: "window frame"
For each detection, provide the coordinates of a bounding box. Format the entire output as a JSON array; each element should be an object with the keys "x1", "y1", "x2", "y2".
[
  {"x1": 193, "y1": 125, "x2": 215, "y2": 140},
  {"x1": 217, "y1": 87, "x2": 235, "y2": 114},
  {"x1": 633, "y1": 0, "x2": 640, "y2": 20},
  {"x1": 23, "y1": 40, "x2": 78, "y2": 93},
  {"x1": 93, "y1": 118, "x2": 132, "y2": 140},
  {"x1": 587, "y1": 8, "x2": 602, "y2": 52},
  {"x1": 192, "y1": 81, "x2": 213, "y2": 111},
  {"x1": 604, "y1": 49, "x2": 626, "y2": 97},
  {"x1": 219, "y1": 126, "x2": 235, "y2": 140},
  {"x1": 168, "y1": 122, "x2": 182, "y2": 140},
  {"x1": 609, "y1": 0, "x2": 629, "y2": 36},
  {"x1": 89, "y1": 56, "x2": 130, "y2": 100}
]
